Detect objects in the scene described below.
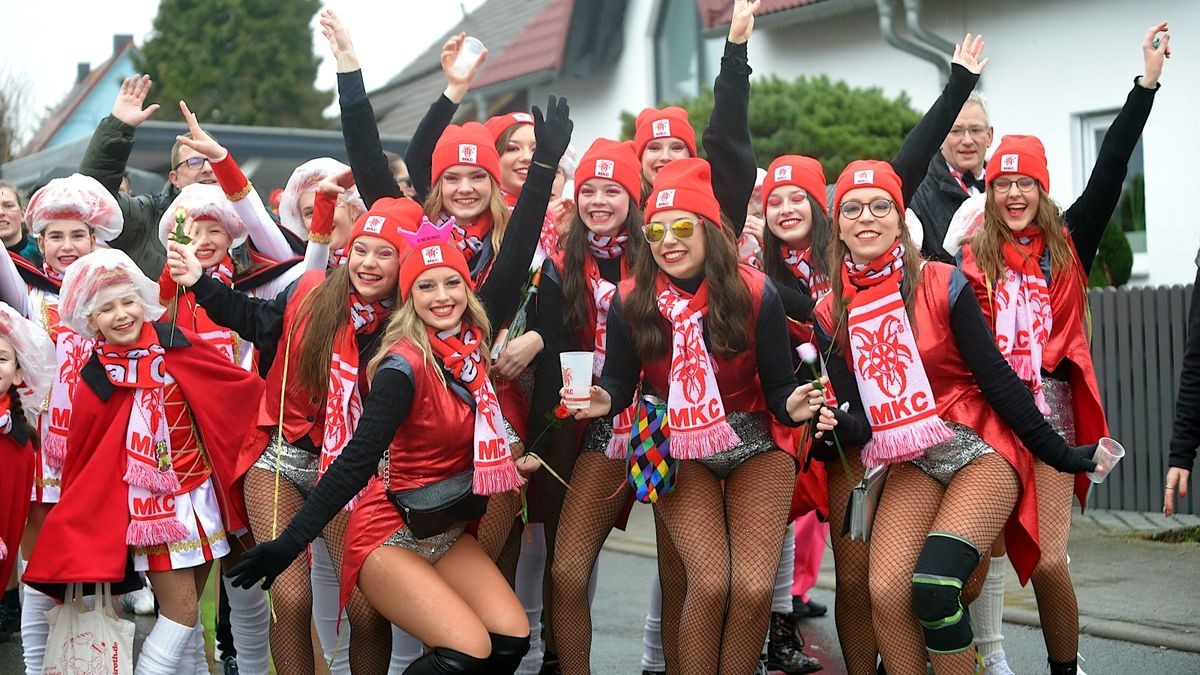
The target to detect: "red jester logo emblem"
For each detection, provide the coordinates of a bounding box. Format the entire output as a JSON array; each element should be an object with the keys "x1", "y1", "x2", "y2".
[
  {"x1": 850, "y1": 315, "x2": 912, "y2": 397},
  {"x1": 673, "y1": 322, "x2": 708, "y2": 404}
]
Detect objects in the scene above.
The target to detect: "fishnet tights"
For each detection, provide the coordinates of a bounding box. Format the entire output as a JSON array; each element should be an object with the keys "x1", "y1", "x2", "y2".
[
  {"x1": 531, "y1": 422, "x2": 580, "y2": 663},
  {"x1": 653, "y1": 451, "x2": 794, "y2": 674},
  {"x1": 478, "y1": 490, "x2": 524, "y2": 585},
  {"x1": 654, "y1": 507, "x2": 684, "y2": 675},
  {"x1": 551, "y1": 452, "x2": 630, "y2": 674},
  {"x1": 321, "y1": 511, "x2": 392, "y2": 674},
  {"x1": 868, "y1": 454, "x2": 1018, "y2": 675},
  {"x1": 1030, "y1": 458, "x2": 1080, "y2": 662},
  {"x1": 825, "y1": 450, "x2": 879, "y2": 675}
]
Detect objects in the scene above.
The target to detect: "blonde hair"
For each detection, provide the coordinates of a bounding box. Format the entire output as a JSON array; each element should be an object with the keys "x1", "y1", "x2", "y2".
[
  {"x1": 423, "y1": 175, "x2": 509, "y2": 254},
  {"x1": 367, "y1": 288, "x2": 493, "y2": 384},
  {"x1": 966, "y1": 185, "x2": 1080, "y2": 295}
]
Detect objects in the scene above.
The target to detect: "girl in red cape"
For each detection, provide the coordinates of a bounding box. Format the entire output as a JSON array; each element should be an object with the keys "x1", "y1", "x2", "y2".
[
  {"x1": 22, "y1": 248, "x2": 263, "y2": 675},
  {"x1": 226, "y1": 216, "x2": 540, "y2": 675},
  {"x1": 811, "y1": 161, "x2": 1095, "y2": 674}
]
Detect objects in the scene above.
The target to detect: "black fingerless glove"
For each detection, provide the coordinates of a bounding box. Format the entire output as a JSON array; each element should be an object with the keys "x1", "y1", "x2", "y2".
[
  {"x1": 808, "y1": 405, "x2": 866, "y2": 463},
  {"x1": 226, "y1": 529, "x2": 307, "y2": 590},
  {"x1": 1041, "y1": 443, "x2": 1099, "y2": 475},
  {"x1": 530, "y1": 95, "x2": 573, "y2": 169}
]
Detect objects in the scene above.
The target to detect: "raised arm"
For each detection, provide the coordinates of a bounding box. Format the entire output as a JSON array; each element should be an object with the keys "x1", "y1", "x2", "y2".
[
  {"x1": 0, "y1": 252, "x2": 29, "y2": 317},
  {"x1": 704, "y1": 0, "x2": 759, "y2": 234},
  {"x1": 1065, "y1": 21, "x2": 1167, "y2": 273},
  {"x1": 891, "y1": 35, "x2": 986, "y2": 204}
]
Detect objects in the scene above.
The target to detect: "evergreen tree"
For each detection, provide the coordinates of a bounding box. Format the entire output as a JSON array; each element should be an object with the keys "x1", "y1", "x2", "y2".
[
  {"x1": 135, "y1": 0, "x2": 331, "y2": 128},
  {"x1": 621, "y1": 74, "x2": 923, "y2": 179}
]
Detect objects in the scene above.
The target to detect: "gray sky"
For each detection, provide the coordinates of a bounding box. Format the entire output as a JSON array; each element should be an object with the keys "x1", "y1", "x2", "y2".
[{"x1": 3, "y1": 1, "x2": 486, "y2": 141}]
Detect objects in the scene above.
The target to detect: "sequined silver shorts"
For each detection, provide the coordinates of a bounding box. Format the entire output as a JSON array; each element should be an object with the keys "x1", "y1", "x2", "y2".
[
  {"x1": 911, "y1": 422, "x2": 995, "y2": 487},
  {"x1": 694, "y1": 412, "x2": 779, "y2": 480},
  {"x1": 581, "y1": 417, "x2": 614, "y2": 454},
  {"x1": 383, "y1": 524, "x2": 466, "y2": 564},
  {"x1": 1042, "y1": 378, "x2": 1077, "y2": 444},
  {"x1": 251, "y1": 431, "x2": 319, "y2": 498}
]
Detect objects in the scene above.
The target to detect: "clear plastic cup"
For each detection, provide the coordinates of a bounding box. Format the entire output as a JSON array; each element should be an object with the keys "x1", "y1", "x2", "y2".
[
  {"x1": 451, "y1": 36, "x2": 485, "y2": 79},
  {"x1": 1086, "y1": 437, "x2": 1126, "y2": 483},
  {"x1": 560, "y1": 351, "x2": 594, "y2": 410}
]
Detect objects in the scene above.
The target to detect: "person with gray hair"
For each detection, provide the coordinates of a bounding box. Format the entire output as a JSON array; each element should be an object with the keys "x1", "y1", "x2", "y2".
[{"x1": 909, "y1": 89, "x2": 994, "y2": 263}]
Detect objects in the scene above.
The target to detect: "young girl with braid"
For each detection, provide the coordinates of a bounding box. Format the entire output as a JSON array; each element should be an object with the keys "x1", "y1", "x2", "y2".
[
  {"x1": 947, "y1": 24, "x2": 1168, "y2": 675},
  {"x1": 23, "y1": 249, "x2": 263, "y2": 675},
  {"x1": 573, "y1": 158, "x2": 824, "y2": 675},
  {"x1": 811, "y1": 161, "x2": 1096, "y2": 675},
  {"x1": 224, "y1": 216, "x2": 541, "y2": 675}
]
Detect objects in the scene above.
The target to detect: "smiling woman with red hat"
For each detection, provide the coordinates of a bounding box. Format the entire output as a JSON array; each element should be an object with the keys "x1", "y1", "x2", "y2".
[
  {"x1": 948, "y1": 24, "x2": 1168, "y2": 675},
  {"x1": 810, "y1": 159, "x2": 1097, "y2": 674},
  {"x1": 228, "y1": 216, "x2": 543, "y2": 675},
  {"x1": 571, "y1": 157, "x2": 822, "y2": 674}
]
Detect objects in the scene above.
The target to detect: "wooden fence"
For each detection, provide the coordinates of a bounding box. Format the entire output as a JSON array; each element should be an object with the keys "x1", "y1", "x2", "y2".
[{"x1": 1088, "y1": 283, "x2": 1196, "y2": 515}]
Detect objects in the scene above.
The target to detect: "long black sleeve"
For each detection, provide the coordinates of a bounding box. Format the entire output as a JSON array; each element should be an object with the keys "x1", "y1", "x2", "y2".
[
  {"x1": 812, "y1": 319, "x2": 873, "y2": 447},
  {"x1": 191, "y1": 275, "x2": 291, "y2": 373},
  {"x1": 282, "y1": 367, "x2": 412, "y2": 545},
  {"x1": 755, "y1": 281, "x2": 804, "y2": 426},
  {"x1": 773, "y1": 275, "x2": 816, "y2": 324},
  {"x1": 1065, "y1": 79, "x2": 1158, "y2": 274},
  {"x1": 405, "y1": 95, "x2": 460, "y2": 203},
  {"x1": 476, "y1": 162, "x2": 557, "y2": 330},
  {"x1": 1170, "y1": 266, "x2": 1200, "y2": 471},
  {"x1": 891, "y1": 64, "x2": 980, "y2": 205},
  {"x1": 527, "y1": 260, "x2": 570, "y2": 441},
  {"x1": 704, "y1": 40, "x2": 756, "y2": 234},
  {"x1": 338, "y1": 70, "x2": 403, "y2": 208},
  {"x1": 597, "y1": 294, "x2": 643, "y2": 415},
  {"x1": 948, "y1": 276, "x2": 1074, "y2": 462}
]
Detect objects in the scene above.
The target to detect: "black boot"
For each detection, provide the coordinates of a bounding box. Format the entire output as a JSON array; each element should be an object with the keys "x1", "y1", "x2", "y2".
[
  {"x1": 1049, "y1": 658, "x2": 1078, "y2": 675},
  {"x1": 767, "y1": 611, "x2": 823, "y2": 674},
  {"x1": 486, "y1": 632, "x2": 530, "y2": 674},
  {"x1": 403, "y1": 647, "x2": 488, "y2": 674}
]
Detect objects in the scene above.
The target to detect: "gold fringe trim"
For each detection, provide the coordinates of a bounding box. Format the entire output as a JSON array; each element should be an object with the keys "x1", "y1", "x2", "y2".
[
  {"x1": 36, "y1": 477, "x2": 61, "y2": 489},
  {"x1": 134, "y1": 527, "x2": 227, "y2": 556},
  {"x1": 308, "y1": 231, "x2": 333, "y2": 244},
  {"x1": 226, "y1": 183, "x2": 253, "y2": 202}
]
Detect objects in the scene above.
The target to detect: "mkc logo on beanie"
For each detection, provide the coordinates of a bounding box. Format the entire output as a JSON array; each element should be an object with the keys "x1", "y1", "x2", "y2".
[
  {"x1": 652, "y1": 120, "x2": 672, "y2": 138},
  {"x1": 421, "y1": 245, "x2": 444, "y2": 265},
  {"x1": 459, "y1": 144, "x2": 478, "y2": 164},
  {"x1": 1000, "y1": 154, "x2": 1020, "y2": 172},
  {"x1": 512, "y1": 112, "x2": 533, "y2": 124},
  {"x1": 774, "y1": 165, "x2": 793, "y2": 181},
  {"x1": 595, "y1": 159, "x2": 615, "y2": 178},
  {"x1": 363, "y1": 215, "x2": 386, "y2": 234},
  {"x1": 655, "y1": 189, "x2": 676, "y2": 209},
  {"x1": 854, "y1": 169, "x2": 875, "y2": 184}
]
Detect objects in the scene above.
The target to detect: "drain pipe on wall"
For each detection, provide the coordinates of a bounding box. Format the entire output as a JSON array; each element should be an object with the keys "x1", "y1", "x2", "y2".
[
  {"x1": 903, "y1": 0, "x2": 956, "y2": 55},
  {"x1": 875, "y1": 0, "x2": 949, "y2": 84}
]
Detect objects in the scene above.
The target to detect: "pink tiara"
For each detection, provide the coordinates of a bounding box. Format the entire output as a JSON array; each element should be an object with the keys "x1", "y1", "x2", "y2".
[{"x1": 401, "y1": 215, "x2": 455, "y2": 249}]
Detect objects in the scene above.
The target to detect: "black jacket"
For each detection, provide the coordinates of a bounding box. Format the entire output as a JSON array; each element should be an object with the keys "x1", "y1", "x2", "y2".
[{"x1": 910, "y1": 154, "x2": 977, "y2": 264}]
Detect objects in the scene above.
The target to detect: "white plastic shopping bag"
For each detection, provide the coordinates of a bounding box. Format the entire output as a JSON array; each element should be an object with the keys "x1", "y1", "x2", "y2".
[{"x1": 43, "y1": 583, "x2": 135, "y2": 675}]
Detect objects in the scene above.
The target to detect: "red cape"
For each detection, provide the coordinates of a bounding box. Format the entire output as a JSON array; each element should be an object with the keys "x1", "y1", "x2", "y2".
[{"x1": 0, "y1": 425, "x2": 34, "y2": 600}]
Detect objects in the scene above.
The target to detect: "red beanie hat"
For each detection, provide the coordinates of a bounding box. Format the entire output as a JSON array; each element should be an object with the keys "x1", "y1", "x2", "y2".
[
  {"x1": 644, "y1": 158, "x2": 722, "y2": 226},
  {"x1": 986, "y1": 135, "x2": 1050, "y2": 193},
  {"x1": 633, "y1": 107, "x2": 697, "y2": 158},
  {"x1": 573, "y1": 139, "x2": 642, "y2": 202},
  {"x1": 833, "y1": 160, "x2": 905, "y2": 216},
  {"x1": 432, "y1": 122, "x2": 502, "y2": 185},
  {"x1": 398, "y1": 216, "x2": 474, "y2": 300},
  {"x1": 763, "y1": 155, "x2": 828, "y2": 213},
  {"x1": 484, "y1": 111, "x2": 535, "y2": 143},
  {"x1": 346, "y1": 197, "x2": 422, "y2": 256}
]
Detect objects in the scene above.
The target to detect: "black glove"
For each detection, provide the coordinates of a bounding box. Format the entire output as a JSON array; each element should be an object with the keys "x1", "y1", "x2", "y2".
[
  {"x1": 808, "y1": 404, "x2": 863, "y2": 463},
  {"x1": 1041, "y1": 443, "x2": 1099, "y2": 475},
  {"x1": 530, "y1": 95, "x2": 573, "y2": 168},
  {"x1": 226, "y1": 531, "x2": 306, "y2": 590}
]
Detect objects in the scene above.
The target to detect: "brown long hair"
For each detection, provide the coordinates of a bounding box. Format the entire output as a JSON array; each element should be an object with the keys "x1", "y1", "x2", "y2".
[
  {"x1": 761, "y1": 206, "x2": 832, "y2": 285},
  {"x1": 366, "y1": 288, "x2": 492, "y2": 383},
  {"x1": 623, "y1": 217, "x2": 751, "y2": 360},
  {"x1": 825, "y1": 215, "x2": 923, "y2": 350},
  {"x1": 966, "y1": 186, "x2": 1079, "y2": 293},
  {"x1": 423, "y1": 176, "x2": 509, "y2": 255},
  {"x1": 560, "y1": 197, "x2": 646, "y2": 336}
]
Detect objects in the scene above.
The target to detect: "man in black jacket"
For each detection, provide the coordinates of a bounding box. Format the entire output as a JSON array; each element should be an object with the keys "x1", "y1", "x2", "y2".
[{"x1": 909, "y1": 90, "x2": 993, "y2": 263}]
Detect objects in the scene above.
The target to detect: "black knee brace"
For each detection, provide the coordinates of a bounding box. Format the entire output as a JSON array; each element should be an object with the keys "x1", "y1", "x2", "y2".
[
  {"x1": 484, "y1": 632, "x2": 530, "y2": 674},
  {"x1": 403, "y1": 646, "x2": 487, "y2": 674},
  {"x1": 911, "y1": 532, "x2": 981, "y2": 654}
]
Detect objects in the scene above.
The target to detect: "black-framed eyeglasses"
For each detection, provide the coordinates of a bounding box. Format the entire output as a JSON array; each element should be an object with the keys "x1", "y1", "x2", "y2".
[
  {"x1": 642, "y1": 218, "x2": 697, "y2": 243},
  {"x1": 991, "y1": 176, "x2": 1038, "y2": 193},
  {"x1": 839, "y1": 198, "x2": 894, "y2": 220},
  {"x1": 173, "y1": 156, "x2": 211, "y2": 171}
]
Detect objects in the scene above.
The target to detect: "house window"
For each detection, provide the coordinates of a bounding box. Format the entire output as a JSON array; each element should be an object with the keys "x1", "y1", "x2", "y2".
[
  {"x1": 655, "y1": 0, "x2": 706, "y2": 103},
  {"x1": 1079, "y1": 111, "x2": 1146, "y2": 252}
]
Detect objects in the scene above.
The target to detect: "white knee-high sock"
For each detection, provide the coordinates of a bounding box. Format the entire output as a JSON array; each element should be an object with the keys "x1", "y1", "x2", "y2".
[
  {"x1": 389, "y1": 626, "x2": 425, "y2": 673},
  {"x1": 971, "y1": 553, "x2": 1008, "y2": 658},
  {"x1": 187, "y1": 616, "x2": 208, "y2": 675},
  {"x1": 586, "y1": 555, "x2": 599, "y2": 603},
  {"x1": 136, "y1": 615, "x2": 195, "y2": 675},
  {"x1": 221, "y1": 576, "x2": 270, "y2": 674},
  {"x1": 310, "y1": 537, "x2": 351, "y2": 675},
  {"x1": 640, "y1": 574, "x2": 665, "y2": 671},
  {"x1": 773, "y1": 523, "x2": 796, "y2": 614},
  {"x1": 514, "y1": 523, "x2": 546, "y2": 674},
  {"x1": 21, "y1": 585, "x2": 54, "y2": 675}
]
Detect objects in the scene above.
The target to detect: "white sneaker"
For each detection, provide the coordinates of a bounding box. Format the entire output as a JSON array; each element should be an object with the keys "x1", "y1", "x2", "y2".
[
  {"x1": 121, "y1": 586, "x2": 156, "y2": 615},
  {"x1": 984, "y1": 650, "x2": 1015, "y2": 675}
]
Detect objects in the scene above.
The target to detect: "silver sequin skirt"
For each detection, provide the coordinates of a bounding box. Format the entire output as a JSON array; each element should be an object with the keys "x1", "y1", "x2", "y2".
[
  {"x1": 1042, "y1": 377, "x2": 1077, "y2": 444},
  {"x1": 383, "y1": 524, "x2": 466, "y2": 564},
  {"x1": 694, "y1": 412, "x2": 778, "y2": 480},
  {"x1": 911, "y1": 422, "x2": 995, "y2": 487},
  {"x1": 251, "y1": 430, "x2": 320, "y2": 498},
  {"x1": 581, "y1": 417, "x2": 615, "y2": 454}
]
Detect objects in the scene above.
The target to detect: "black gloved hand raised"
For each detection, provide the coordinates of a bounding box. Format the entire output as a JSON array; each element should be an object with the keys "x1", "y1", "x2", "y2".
[
  {"x1": 226, "y1": 530, "x2": 306, "y2": 590},
  {"x1": 530, "y1": 95, "x2": 573, "y2": 168},
  {"x1": 1044, "y1": 443, "x2": 1098, "y2": 475}
]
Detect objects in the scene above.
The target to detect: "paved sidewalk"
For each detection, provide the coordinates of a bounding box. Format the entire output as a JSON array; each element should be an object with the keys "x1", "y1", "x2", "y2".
[{"x1": 605, "y1": 503, "x2": 1200, "y2": 653}]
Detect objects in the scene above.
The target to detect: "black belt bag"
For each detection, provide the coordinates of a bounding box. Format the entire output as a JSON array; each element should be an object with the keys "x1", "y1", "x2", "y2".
[{"x1": 385, "y1": 471, "x2": 488, "y2": 540}]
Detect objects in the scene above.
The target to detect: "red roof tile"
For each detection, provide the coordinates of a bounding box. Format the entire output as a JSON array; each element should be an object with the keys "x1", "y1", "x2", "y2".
[
  {"x1": 471, "y1": 0, "x2": 575, "y2": 91},
  {"x1": 696, "y1": 0, "x2": 830, "y2": 29}
]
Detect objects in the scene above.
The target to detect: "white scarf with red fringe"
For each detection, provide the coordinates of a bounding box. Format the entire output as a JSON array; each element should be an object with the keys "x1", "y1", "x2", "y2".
[
  {"x1": 995, "y1": 233, "x2": 1053, "y2": 414},
  {"x1": 41, "y1": 303, "x2": 94, "y2": 471}
]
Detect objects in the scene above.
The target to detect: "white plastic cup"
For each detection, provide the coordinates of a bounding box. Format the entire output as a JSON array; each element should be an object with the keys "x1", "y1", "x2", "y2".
[
  {"x1": 1086, "y1": 437, "x2": 1126, "y2": 484},
  {"x1": 560, "y1": 351, "x2": 594, "y2": 410},
  {"x1": 451, "y1": 36, "x2": 485, "y2": 79}
]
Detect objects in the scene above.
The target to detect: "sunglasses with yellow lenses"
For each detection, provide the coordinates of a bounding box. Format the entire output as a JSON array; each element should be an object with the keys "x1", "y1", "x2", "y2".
[{"x1": 642, "y1": 218, "x2": 698, "y2": 243}]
